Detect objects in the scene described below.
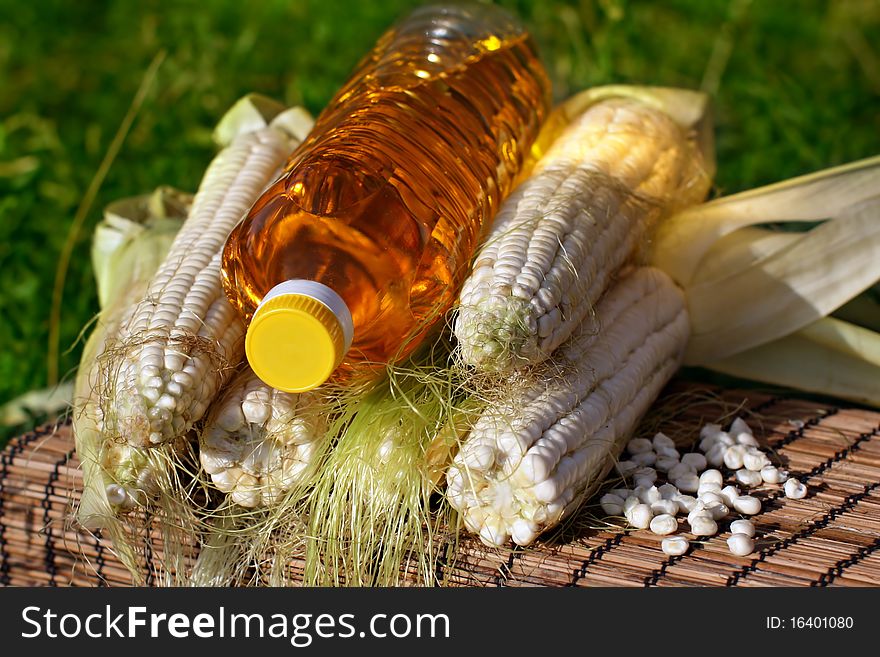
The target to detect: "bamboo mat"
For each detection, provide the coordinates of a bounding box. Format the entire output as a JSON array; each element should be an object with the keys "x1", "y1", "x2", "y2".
[{"x1": 2, "y1": 386, "x2": 879, "y2": 587}]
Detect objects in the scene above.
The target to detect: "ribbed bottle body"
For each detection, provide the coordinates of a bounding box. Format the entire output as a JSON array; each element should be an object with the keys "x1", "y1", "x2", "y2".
[{"x1": 222, "y1": 4, "x2": 550, "y2": 382}]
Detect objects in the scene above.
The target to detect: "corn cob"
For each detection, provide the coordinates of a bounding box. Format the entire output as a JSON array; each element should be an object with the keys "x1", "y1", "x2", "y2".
[
  {"x1": 75, "y1": 188, "x2": 191, "y2": 525},
  {"x1": 454, "y1": 92, "x2": 710, "y2": 372},
  {"x1": 199, "y1": 368, "x2": 328, "y2": 508},
  {"x1": 447, "y1": 267, "x2": 690, "y2": 547},
  {"x1": 98, "y1": 97, "x2": 313, "y2": 448}
]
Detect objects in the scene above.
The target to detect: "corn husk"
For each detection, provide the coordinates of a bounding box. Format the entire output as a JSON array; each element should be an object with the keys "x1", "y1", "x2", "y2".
[
  {"x1": 74, "y1": 187, "x2": 191, "y2": 530},
  {"x1": 653, "y1": 157, "x2": 880, "y2": 360},
  {"x1": 708, "y1": 316, "x2": 880, "y2": 407},
  {"x1": 651, "y1": 157, "x2": 880, "y2": 406}
]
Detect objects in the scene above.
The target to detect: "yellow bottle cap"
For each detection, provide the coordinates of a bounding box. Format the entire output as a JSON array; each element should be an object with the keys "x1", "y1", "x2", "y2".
[{"x1": 245, "y1": 280, "x2": 354, "y2": 392}]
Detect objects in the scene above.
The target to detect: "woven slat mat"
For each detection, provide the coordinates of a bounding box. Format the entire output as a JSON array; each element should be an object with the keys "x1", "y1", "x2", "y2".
[{"x1": 1, "y1": 386, "x2": 879, "y2": 587}]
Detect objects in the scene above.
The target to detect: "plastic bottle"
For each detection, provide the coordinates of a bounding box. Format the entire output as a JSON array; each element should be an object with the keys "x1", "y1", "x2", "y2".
[{"x1": 221, "y1": 3, "x2": 551, "y2": 392}]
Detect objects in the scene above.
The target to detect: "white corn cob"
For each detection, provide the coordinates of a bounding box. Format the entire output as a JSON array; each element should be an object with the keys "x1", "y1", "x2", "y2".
[
  {"x1": 447, "y1": 267, "x2": 690, "y2": 547},
  {"x1": 200, "y1": 369, "x2": 327, "y2": 508},
  {"x1": 75, "y1": 188, "x2": 191, "y2": 524},
  {"x1": 99, "y1": 98, "x2": 313, "y2": 448},
  {"x1": 455, "y1": 97, "x2": 709, "y2": 371}
]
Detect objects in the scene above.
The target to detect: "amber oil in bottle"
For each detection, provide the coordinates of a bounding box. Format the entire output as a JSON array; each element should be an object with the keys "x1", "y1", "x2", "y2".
[{"x1": 222, "y1": 3, "x2": 551, "y2": 391}]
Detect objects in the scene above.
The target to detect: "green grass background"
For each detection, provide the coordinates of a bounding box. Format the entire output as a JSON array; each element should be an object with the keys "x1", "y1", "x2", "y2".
[{"x1": 1, "y1": 0, "x2": 879, "y2": 440}]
